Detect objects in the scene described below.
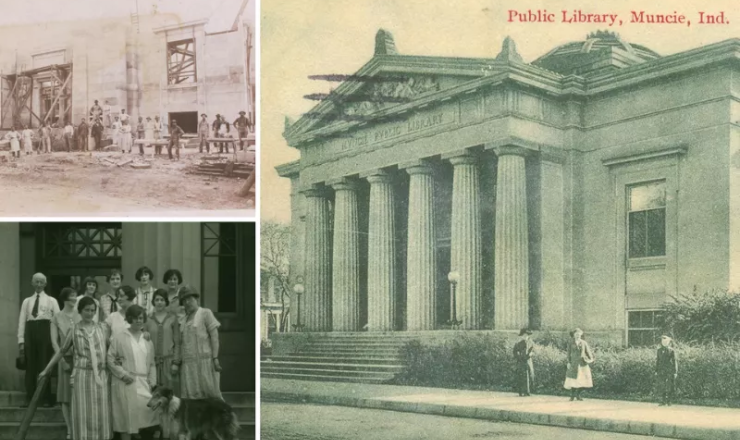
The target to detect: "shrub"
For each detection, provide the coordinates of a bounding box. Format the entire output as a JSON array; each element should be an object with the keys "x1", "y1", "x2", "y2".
[
  {"x1": 660, "y1": 288, "x2": 740, "y2": 344},
  {"x1": 393, "y1": 334, "x2": 740, "y2": 406}
]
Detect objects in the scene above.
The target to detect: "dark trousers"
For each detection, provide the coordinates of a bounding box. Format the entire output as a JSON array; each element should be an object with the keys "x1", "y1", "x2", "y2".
[
  {"x1": 515, "y1": 361, "x2": 534, "y2": 396},
  {"x1": 78, "y1": 135, "x2": 88, "y2": 151},
  {"x1": 200, "y1": 134, "x2": 209, "y2": 153},
  {"x1": 138, "y1": 132, "x2": 145, "y2": 154},
  {"x1": 25, "y1": 320, "x2": 54, "y2": 405},
  {"x1": 168, "y1": 139, "x2": 180, "y2": 160},
  {"x1": 93, "y1": 133, "x2": 102, "y2": 150},
  {"x1": 657, "y1": 374, "x2": 675, "y2": 403}
]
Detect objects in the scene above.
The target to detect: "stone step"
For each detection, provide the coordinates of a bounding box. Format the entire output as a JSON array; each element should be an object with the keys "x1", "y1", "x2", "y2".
[
  {"x1": 260, "y1": 365, "x2": 400, "y2": 378},
  {"x1": 262, "y1": 355, "x2": 403, "y2": 365},
  {"x1": 261, "y1": 360, "x2": 403, "y2": 373},
  {"x1": 261, "y1": 372, "x2": 392, "y2": 385},
  {"x1": 0, "y1": 422, "x2": 255, "y2": 440}
]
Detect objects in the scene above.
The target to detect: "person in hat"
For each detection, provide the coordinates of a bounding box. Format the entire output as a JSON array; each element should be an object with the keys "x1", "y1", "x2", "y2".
[
  {"x1": 198, "y1": 113, "x2": 210, "y2": 153},
  {"x1": 168, "y1": 119, "x2": 185, "y2": 160},
  {"x1": 513, "y1": 328, "x2": 535, "y2": 396},
  {"x1": 564, "y1": 327, "x2": 594, "y2": 401},
  {"x1": 655, "y1": 334, "x2": 678, "y2": 406},
  {"x1": 233, "y1": 110, "x2": 250, "y2": 151},
  {"x1": 176, "y1": 285, "x2": 223, "y2": 400}
]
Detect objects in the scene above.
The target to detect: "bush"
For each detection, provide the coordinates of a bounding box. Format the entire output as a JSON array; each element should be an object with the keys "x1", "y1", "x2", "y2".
[
  {"x1": 393, "y1": 334, "x2": 740, "y2": 407},
  {"x1": 660, "y1": 288, "x2": 740, "y2": 344}
]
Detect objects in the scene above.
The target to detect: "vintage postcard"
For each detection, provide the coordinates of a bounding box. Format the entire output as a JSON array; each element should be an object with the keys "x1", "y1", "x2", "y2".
[
  {"x1": 0, "y1": 0, "x2": 256, "y2": 217},
  {"x1": 261, "y1": 0, "x2": 740, "y2": 439}
]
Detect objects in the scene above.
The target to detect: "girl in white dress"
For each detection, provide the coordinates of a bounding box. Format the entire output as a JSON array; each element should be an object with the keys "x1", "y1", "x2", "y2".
[
  {"x1": 5, "y1": 127, "x2": 20, "y2": 159},
  {"x1": 120, "y1": 120, "x2": 133, "y2": 153},
  {"x1": 22, "y1": 125, "x2": 34, "y2": 155}
]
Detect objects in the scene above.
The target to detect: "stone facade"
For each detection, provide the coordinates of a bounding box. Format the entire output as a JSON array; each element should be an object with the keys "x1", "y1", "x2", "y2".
[{"x1": 277, "y1": 30, "x2": 740, "y2": 344}]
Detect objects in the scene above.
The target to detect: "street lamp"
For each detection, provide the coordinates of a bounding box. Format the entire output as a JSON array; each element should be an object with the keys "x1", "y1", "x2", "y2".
[
  {"x1": 446, "y1": 271, "x2": 462, "y2": 329},
  {"x1": 291, "y1": 283, "x2": 305, "y2": 332}
]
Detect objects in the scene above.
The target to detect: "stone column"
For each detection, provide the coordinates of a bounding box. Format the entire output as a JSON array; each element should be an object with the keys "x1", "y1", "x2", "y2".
[
  {"x1": 449, "y1": 153, "x2": 483, "y2": 329},
  {"x1": 494, "y1": 146, "x2": 530, "y2": 330},
  {"x1": 405, "y1": 163, "x2": 437, "y2": 331},
  {"x1": 303, "y1": 188, "x2": 332, "y2": 331},
  {"x1": 366, "y1": 171, "x2": 396, "y2": 331},
  {"x1": 331, "y1": 180, "x2": 360, "y2": 332}
]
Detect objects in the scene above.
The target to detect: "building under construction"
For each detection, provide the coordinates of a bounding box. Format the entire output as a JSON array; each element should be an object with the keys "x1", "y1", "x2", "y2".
[{"x1": 0, "y1": 0, "x2": 254, "y2": 137}]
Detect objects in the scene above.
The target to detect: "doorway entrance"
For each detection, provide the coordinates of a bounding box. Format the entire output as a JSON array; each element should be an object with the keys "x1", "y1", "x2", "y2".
[{"x1": 168, "y1": 111, "x2": 198, "y2": 134}]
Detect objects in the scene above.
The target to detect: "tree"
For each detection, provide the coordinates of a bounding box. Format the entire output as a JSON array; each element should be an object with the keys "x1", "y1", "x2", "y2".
[{"x1": 260, "y1": 220, "x2": 292, "y2": 332}]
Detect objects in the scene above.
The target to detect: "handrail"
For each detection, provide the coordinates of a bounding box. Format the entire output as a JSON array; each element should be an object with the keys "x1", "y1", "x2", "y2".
[{"x1": 15, "y1": 349, "x2": 64, "y2": 440}]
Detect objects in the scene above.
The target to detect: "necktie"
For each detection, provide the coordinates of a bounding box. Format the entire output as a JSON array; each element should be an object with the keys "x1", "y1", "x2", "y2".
[
  {"x1": 31, "y1": 294, "x2": 39, "y2": 318},
  {"x1": 111, "y1": 294, "x2": 118, "y2": 313}
]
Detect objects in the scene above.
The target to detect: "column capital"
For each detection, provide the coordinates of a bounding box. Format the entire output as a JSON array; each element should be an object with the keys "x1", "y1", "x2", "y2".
[
  {"x1": 364, "y1": 171, "x2": 393, "y2": 185},
  {"x1": 491, "y1": 144, "x2": 533, "y2": 158},
  {"x1": 443, "y1": 151, "x2": 480, "y2": 167},
  {"x1": 400, "y1": 160, "x2": 434, "y2": 176},
  {"x1": 328, "y1": 178, "x2": 360, "y2": 192}
]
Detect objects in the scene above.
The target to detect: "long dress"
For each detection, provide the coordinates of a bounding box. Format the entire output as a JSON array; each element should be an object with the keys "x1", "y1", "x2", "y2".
[
  {"x1": 111, "y1": 121, "x2": 122, "y2": 147},
  {"x1": 105, "y1": 310, "x2": 130, "y2": 343},
  {"x1": 144, "y1": 121, "x2": 155, "y2": 140},
  {"x1": 108, "y1": 330, "x2": 158, "y2": 434},
  {"x1": 135, "y1": 286, "x2": 156, "y2": 316},
  {"x1": 62, "y1": 322, "x2": 113, "y2": 440},
  {"x1": 51, "y1": 311, "x2": 81, "y2": 403},
  {"x1": 6, "y1": 131, "x2": 20, "y2": 153},
  {"x1": 120, "y1": 125, "x2": 132, "y2": 152},
  {"x1": 564, "y1": 339, "x2": 594, "y2": 390},
  {"x1": 145, "y1": 311, "x2": 180, "y2": 392},
  {"x1": 513, "y1": 339, "x2": 535, "y2": 396},
  {"x1": 179, "y1": 307, "x2": 222, "y2": 399},
  {"x1": 22, "y1": 129, "x2": 33, "y2": 153},
  {"x1": 98, "y1": 291, "x2": 118, "y2": 322}
]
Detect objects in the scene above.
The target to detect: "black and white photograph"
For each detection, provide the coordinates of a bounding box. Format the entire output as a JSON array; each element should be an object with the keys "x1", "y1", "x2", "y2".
[
  {"x1": 1, "y1": 221, "x2": 256, "y2": 439},
  {"x1": 0, "y1": 0, "x2": 256, "y2": 217},
  {"x1": 260, "y1": 0, "x2": 740, "y2": 439}
]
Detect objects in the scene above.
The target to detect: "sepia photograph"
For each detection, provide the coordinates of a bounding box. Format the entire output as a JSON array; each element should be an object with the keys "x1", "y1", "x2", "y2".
[
  {"x1": 0, "y1": 221, "x2": 256, "y2": 439},
  {"x1": 0, "y1": 0, "x2": 256, "y2": 217},
  {"x1": 261, "y1": 0, "x2": 740, "y2": 439}
]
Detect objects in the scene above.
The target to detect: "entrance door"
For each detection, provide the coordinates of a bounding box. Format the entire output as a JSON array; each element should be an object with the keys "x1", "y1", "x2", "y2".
[{"x1": 45, "y1": 269, "x2": 113, "y2": 306}]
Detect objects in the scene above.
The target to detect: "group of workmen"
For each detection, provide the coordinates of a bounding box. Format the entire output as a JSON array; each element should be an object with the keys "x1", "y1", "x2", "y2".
[{"x1": 4, "y1": 99, "x2": 252, "y2": 160}]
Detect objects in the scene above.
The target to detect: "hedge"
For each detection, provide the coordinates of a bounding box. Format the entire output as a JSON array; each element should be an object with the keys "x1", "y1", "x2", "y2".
[{"x1": 392, "y1": 333, "x2": 740, "y2": 407}]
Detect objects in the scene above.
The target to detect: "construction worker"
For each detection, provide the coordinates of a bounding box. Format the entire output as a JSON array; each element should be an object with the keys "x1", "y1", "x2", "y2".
[
  {"x1": 63, "y1": 121, "x2": 74, "y2": 152},
  {"x1": 136, "y1": 116, "x2": 146, "y2": 155},
  {"x1": 77, "y1": 118, "x2": 89, "y2": 152},
  {"x1": 233, "y1": 111, "x2": 250, "y2": 151},
  {"x1": 39, "y1": 122, "x2": 51, "y2": 154},
  {"x1": 153, "y1": 116, "x2": 163, "y2": 155},
  {"x1": 90, "y1": 100, "x2": 103, "y2": 123},
  {"x1": 212, "y1": 114, "x2": 224, "y2": 153},
  {"x1": 91, "y1": 119, "x2": 104, "y2": 151},
  {"x1": 168, "y1": 119, "x2": 185, "y2": 160},
  {"x1": 6, "y1": 126, "x2": 20, "y2": 159},
  {"x1": 198, "y1": 113, "x2": 210, "y2": 153}
]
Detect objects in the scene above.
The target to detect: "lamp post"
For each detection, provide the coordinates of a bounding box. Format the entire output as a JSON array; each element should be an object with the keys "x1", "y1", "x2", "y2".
[
  {"x1": 446, "y1": 271, "x2": 462, "y2": 329},
  {"x1": 291, "y1": 283, "x2": 305, "y2": 332}
]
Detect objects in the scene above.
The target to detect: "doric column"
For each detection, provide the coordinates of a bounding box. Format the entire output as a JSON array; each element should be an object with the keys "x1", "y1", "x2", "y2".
[
  {"x1": 303, "y1": 188, "x2": 332, "y2": 331},
  {"x1": 331, "y1": 180, "x2": 360, "y2": 332},
  {"x1": 404, "y1": 163, "x2": 437, "y2": 331},
  {"x1": 448, "y1": 153, "x2": 483, "y2": 329},
  {"x1": 366, "y1": 171, "x2": 396, "y2": 331},
  {"x1": 494, "y1": 146, "x2": 530, "y2": 330}
]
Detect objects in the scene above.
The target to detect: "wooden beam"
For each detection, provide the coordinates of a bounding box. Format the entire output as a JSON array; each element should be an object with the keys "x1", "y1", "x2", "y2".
[
  {"x1": 1, "y1": 78, "x2": 18, "y2": 128},
  {"x1": 23, "y1": 103, "x2": 42, "y2": 124},
  {"x1": 44, "y1": 71, "x2": 72, "y2": 122}
]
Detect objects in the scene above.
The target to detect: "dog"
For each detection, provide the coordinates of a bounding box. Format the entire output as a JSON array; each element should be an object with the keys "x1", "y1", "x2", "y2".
[{"x1": 147, "y1": 386, "x2": 239, "y2": 440}]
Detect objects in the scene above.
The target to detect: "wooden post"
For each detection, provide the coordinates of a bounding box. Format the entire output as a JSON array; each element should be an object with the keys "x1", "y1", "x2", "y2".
[
  {"x1": 238, "y1": 171, "x2": 255, "y2": 198},
  {"x1": 14, "y1": 350, "x2": 62, "y2": 440}
]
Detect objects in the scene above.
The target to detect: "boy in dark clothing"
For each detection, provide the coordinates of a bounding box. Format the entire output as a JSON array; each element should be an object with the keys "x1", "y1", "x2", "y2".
[{"x1": 656, "y1": 334, "x2": 678, "y2": 406}]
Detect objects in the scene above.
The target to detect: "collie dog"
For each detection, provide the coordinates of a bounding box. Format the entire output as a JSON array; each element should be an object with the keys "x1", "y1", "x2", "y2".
[{"x1": 147, "y1": 386, "x2": 239, "y2": 440}]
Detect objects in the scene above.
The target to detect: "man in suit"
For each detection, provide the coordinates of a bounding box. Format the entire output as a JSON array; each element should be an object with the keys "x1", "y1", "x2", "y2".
[
  {"x1": 17, "y1": 273, "x2": 60, "y2": 407},
  {"x1": 513, "y1": 328, "x2": 535, "y2": 396},
  {"x1": 77, "y1": 117, "x2": 89, "y2": 151},
  {"x1": 656, "y1": 334, "x2": 678, "y2": 406}
]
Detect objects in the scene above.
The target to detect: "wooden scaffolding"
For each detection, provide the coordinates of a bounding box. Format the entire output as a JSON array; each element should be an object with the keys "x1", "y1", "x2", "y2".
[{"x1": 0, "y1": 64, "x2": 73, "y2": 129}]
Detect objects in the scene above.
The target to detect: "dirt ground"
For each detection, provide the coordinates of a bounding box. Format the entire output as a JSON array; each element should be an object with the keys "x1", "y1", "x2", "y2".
[{"x1": 0, "y1": 147, "x2": 255, "y2": 216}]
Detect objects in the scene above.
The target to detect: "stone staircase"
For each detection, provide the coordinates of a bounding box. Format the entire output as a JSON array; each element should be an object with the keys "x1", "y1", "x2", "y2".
[
  {"x1": 261, "y1": 333, "x2": 415, "y2": 384},
  {"x1": 0, "y1": 391, "x2": 255, "y2": 440}
]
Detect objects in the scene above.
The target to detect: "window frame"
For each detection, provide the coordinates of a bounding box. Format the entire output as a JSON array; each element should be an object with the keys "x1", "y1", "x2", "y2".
[
  {"x1": 627, "y1": 180, "x2": 667, "y2": 259},
  {"x1": 166, "y1": 38, "x2": 197, "y2": 86},
  {"x1": 626, "y1": 309, "x2": 664, "y2": 347}
]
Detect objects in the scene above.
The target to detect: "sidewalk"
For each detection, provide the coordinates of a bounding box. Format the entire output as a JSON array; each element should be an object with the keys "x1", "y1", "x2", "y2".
[{"x1": 261, "y1": 378, "x2": 740, "y2": 440}]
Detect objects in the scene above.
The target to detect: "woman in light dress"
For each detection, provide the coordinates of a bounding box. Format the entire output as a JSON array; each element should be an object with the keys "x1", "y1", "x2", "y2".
[
  {"x1": 5, "y1": 126, "x2": 20, "y2": 159},
  {"x1": 99, "y1": 270, "x2": 123, "y2": 323},
  {"x1": 108, "y1": 304, "x2": 159, "y2": 440},
  {"x1": 120, "y1": 120, "x2": 133, "y2": 153},
  {"x1": 106, "y1": 286, "x2": 136, "y2": 342},
  {"x1": 21, "y1": 125, "x2": 34, "y2": 155},
  {"x1": 50, "y1": 288, "x2": 81, "y2": 440},
  {"x1": 40, "y1": 296, "x2": 113, "y2": 440},
  {"x1": 177, "y1": 286, "x2": 222, "y2": 400},
  {"x1": 564, "y1": 327, "x2": 595, "y2": 401}
]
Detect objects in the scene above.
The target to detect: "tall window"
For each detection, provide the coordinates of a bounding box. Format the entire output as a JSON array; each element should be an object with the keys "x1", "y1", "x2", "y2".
[
  {"x1": 628, "y1": 181, "x2": 666, "y2": 258},
  {"x1": 628, "y1": 310, "x2": 663, "y2": 346},
  {"x1": 167, "y1": 39, "x2": 196, "y2": 85},
  {"x1": 201, "y1": 223, "x2": 238, "y2": 313}
]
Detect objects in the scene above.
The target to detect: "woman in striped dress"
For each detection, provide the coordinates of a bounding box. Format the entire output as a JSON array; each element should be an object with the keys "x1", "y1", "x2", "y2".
[
  {"x1": 50, "y1": 288, "x2": 81, "y2": 440},
  {"x1": 145, "y1": 289, "x2": 180, "y2": 393},
  {"x1": 40, "y1": 296, "x2": 113, "y2": 440}
]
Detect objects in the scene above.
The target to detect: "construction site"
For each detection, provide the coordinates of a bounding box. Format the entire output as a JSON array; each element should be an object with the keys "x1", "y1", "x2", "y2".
[{"x1": 0, "y1": 0, "x2": 256, "y2": 215}]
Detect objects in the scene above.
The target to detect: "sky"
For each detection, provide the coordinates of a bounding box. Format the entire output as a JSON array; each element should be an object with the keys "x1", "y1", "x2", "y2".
[
  {"x1": 261, "y1": 0, "x2": 740, "y2": 223},
  {"x1": 0, "y1": 0, "x2": 253, "y2": 26}
]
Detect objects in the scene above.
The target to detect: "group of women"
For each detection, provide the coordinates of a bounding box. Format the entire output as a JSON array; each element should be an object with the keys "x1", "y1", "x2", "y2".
[{"x1": 40, "y1": 267, "x2": 223, "y2": 440}]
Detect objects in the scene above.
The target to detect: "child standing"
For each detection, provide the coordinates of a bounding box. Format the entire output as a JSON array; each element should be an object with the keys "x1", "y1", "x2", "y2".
[{"x1": 656, "y1": 334, "x2": 678, "y2": 406}]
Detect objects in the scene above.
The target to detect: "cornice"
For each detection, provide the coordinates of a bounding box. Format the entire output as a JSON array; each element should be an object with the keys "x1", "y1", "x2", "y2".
[{"x1": 275, "y1": 160, "x2": 301, "y2": 178}]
